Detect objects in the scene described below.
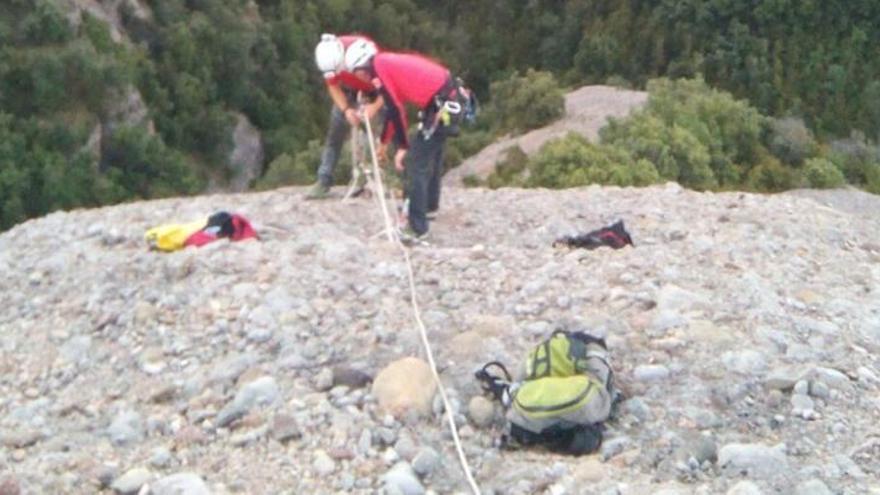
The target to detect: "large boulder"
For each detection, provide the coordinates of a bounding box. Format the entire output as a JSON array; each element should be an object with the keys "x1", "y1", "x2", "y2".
[
  {"x1": 718, "y1": 443, "x2": 788, "y2": 479},
  {"x1": 372, "y1": 358, "x2": 437, "y2": 418}
]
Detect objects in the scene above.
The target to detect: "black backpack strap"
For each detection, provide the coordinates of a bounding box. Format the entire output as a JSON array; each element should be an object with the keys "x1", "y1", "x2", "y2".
[
  {"x1": 566, "y1": 330, "x2": 607, "y2": 350},
  {"x1": 475, "y1": 361, "x2": 512, "y2": 403}
]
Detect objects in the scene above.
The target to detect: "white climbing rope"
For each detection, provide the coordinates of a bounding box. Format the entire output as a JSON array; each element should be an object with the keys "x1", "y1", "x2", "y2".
[
  {"x1": 362, "y1": 114, "x2": 397, "y2": 242},
  {"x1": 362, "y1": 112, "x2": 482, "y2": 495}
]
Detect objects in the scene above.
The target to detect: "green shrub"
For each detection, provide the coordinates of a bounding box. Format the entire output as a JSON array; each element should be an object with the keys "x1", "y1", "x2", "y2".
[
  {"x1": 462, "y1": 174, "x2": 482, "y2": 188},
  {"x1": 573, "y1": 33, "x2": 620, "y2": 82},
  {"x1": 601, "y1": 114, "x2": 715, "y2": 189},
  {"x1": 605, "y1": 75, "x2": 633, "y2": 89},
  {"x1": 827, "y1": 133, "x2": 880, "y2": 190},
  {"x1": 82, "y1": 13, "x2": 116, "y2": 54},
  {"x1": 745, "y1": 154, "x2": 798, "y2": 192},
  {"x1": 0, "y1": 40, "x2": 130, "y2": 117},
  {"x1": 256, "y1": 139, "x2": 352, "y2": 190},
  {"x1": 22, "y1": 0, "x2": 72, "y2": 44},
  {"x1": 867, "y1": 166, "x2": 880, "y2": 194},
  {"x1": 487, "y1": 69, "x2": 564, "y2": 134},
  {"x1": 643, "y1": 78, "x2": 768, "y2": 185},
  {"x1": 486, "y1": 146, "x2": 528, "y2": 189},
  {"x1": 101, "y1": 126, "x2": 201, "y2": 198},
  {"x1": 256, "y1": 152, "x2": 310, "y2": 190},
  {"x1": 803, "y1": 157, "x2": 845, "y2": 189},
  {"x1": 768, "y1": 117, "x2": 818, "y2": 166},
  {"x1": 444, "y1": 129, "x2": 493, "y2": 171},
  {"x1": 525, "y1": 133, "x2": 659, "y2": 188}
]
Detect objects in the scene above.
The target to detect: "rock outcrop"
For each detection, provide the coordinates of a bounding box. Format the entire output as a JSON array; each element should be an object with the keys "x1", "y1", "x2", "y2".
[{"x1": 227, "y1": 113, "x2": 265, "y2": 192}]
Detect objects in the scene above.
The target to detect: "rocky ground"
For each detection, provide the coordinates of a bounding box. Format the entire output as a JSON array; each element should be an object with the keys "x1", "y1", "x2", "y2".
[{"x1": 1, "y1": 183, "x2": 879, "y2": 494}]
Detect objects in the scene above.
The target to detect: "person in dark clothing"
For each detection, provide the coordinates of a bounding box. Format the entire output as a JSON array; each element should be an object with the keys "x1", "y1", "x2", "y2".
[
  {"x1": 307, "y1": 34, "x2": 382, "y2": 199},
  {"x1": 344, "y1": 44, "x2": 465, "y2": 241}
]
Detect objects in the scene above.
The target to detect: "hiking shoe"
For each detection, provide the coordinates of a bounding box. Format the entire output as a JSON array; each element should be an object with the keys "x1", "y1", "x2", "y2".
[
  {"x1": 397, "y1": 225, "x2": 429, "y2": 245},
  {"x1": 305, "y1": 182, "x2": 331, "y2": 200}
]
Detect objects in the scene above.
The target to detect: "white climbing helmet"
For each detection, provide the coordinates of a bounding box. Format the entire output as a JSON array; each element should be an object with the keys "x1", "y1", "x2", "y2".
[
  {"x1": 314, "y1": 33, "x2": 345, "y2": 77},
  {"x1": 344, "y1": 38, "x2": 378, "y2": 71}
]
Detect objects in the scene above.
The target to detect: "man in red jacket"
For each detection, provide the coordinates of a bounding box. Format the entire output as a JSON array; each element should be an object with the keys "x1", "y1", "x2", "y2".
[
  {"x1": 307, "y1": 33, "x2": 382, "y2": 199},
  {"x1": 345, "y1": 43, "x2": 469, "y2": 241}
]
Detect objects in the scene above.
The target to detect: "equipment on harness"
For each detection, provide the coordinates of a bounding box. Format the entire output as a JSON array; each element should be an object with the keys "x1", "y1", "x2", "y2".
[
  {"x1": 476, "y1": 329, "x2": 616, "y2": 456},
  {"x1": 419, "y1": 78, "x2": 478, "y2": 140}
]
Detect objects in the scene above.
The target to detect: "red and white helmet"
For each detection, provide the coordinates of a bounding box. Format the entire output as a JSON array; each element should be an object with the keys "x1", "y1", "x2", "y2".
[
  {"x1": 344, "y1": 38, "x2": 378, "y2": 71},
  {"x1": 314, "y1": 34, "x2": 345, "y2": 78}
]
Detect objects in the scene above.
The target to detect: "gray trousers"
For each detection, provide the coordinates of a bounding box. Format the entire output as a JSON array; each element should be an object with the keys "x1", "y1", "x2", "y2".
[
  {"x1": 405, "y1": 128, "x2": 446, "y2": 235},
  {"x1": 317, "y1": 93, "x2": 358, "y2": 187}
]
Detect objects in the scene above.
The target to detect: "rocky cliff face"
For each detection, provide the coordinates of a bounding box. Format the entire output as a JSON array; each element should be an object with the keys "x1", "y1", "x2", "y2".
[
  {"x1": 0, "y1": 185, "x2": 879, "y2": 494},
  {"x1": 227, "y1": 113, "x2": 265, "y2": 193}
]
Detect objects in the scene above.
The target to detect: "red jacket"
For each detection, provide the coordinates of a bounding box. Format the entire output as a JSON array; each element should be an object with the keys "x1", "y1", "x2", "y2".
[
  {"x1": 370, "y1": 52, "x2": 451, "y2": 148},
  {"x1": 325, "y1": 35, "x2": 376, "y2": 93}
]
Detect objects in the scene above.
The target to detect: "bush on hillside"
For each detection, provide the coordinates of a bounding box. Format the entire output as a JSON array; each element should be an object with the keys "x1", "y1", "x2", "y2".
[
  {"x1": 605, "y1": 75, "x2": 633, "y2": 89},
  {"x1": 256, "y1": 139, "x2": 351, "y2": 190},
  {"x1": 0, "y1": 40, "x2": 131, "y2": 117},
  {"x1": 768, "y1": 117, "x2": 818, "y2": 166},
  {"x1": 22, "y1": 0, "x2": 72, "y2": 44},
  {"x1": 573, "y1": 33, "x2": 621, "y2": 82},
  {"x1": 638, "y1": 78, "x2": 768, "y2": 186},
  {"x1": 525, "y1": 133, "x2": 659, "y2": 188},
  {"x1": 745, "y1": 154, "x2": 798, "y2": 192},
  {"x1": 444, "y1": 129, "x2": 493, "y2": 172},
  {"x1": 803, "y1": 157, "x2": 846, "y2": 189},
  {"x1": 486, "y1": 146, "x2": 528, "y2": 189},
  {"x1": 256, "y1": 153, "x2": 310, "y2": 190},
  {"x1": 828, "y1": 133, "x2": 880, "y2": 193},
  {"x1": 101, "y1": 126, "x2": 202, "y2": 199},
  {"x1": 462, "y1": 174, "x2": 481, "y2": 188},
  {"x1": 487, "y1": 69, "x2": 564, "y2": 134},
  {"x1": 601, "y1": 114, "x2": 716, "y2": 189}
]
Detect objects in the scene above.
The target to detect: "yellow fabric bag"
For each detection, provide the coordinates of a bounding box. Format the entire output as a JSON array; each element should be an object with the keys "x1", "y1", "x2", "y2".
[{"x1": 144, "y1": 220, "x2": 206, "y2": 252}]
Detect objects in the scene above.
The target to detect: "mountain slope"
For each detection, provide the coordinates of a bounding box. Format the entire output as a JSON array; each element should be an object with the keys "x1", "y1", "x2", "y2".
[{"x1": 1, "y1": 185, "x2": 879, "y2": 494}]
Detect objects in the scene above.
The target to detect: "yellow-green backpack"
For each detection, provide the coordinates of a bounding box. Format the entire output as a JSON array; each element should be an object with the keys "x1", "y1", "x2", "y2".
[{"x1": 515, "y1": 331, "x2": 608, "y2": 418}]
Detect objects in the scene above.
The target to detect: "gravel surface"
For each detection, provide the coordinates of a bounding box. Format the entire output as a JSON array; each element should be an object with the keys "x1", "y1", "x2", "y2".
[{"x1": 1, "y1": 183, "x2": 878, "y2": 494}]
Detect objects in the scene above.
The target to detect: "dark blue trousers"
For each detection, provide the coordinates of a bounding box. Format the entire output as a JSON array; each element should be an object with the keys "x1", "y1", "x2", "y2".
[{"x1": 405, "y1": 128, "x2": 446, "y2": 235}]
